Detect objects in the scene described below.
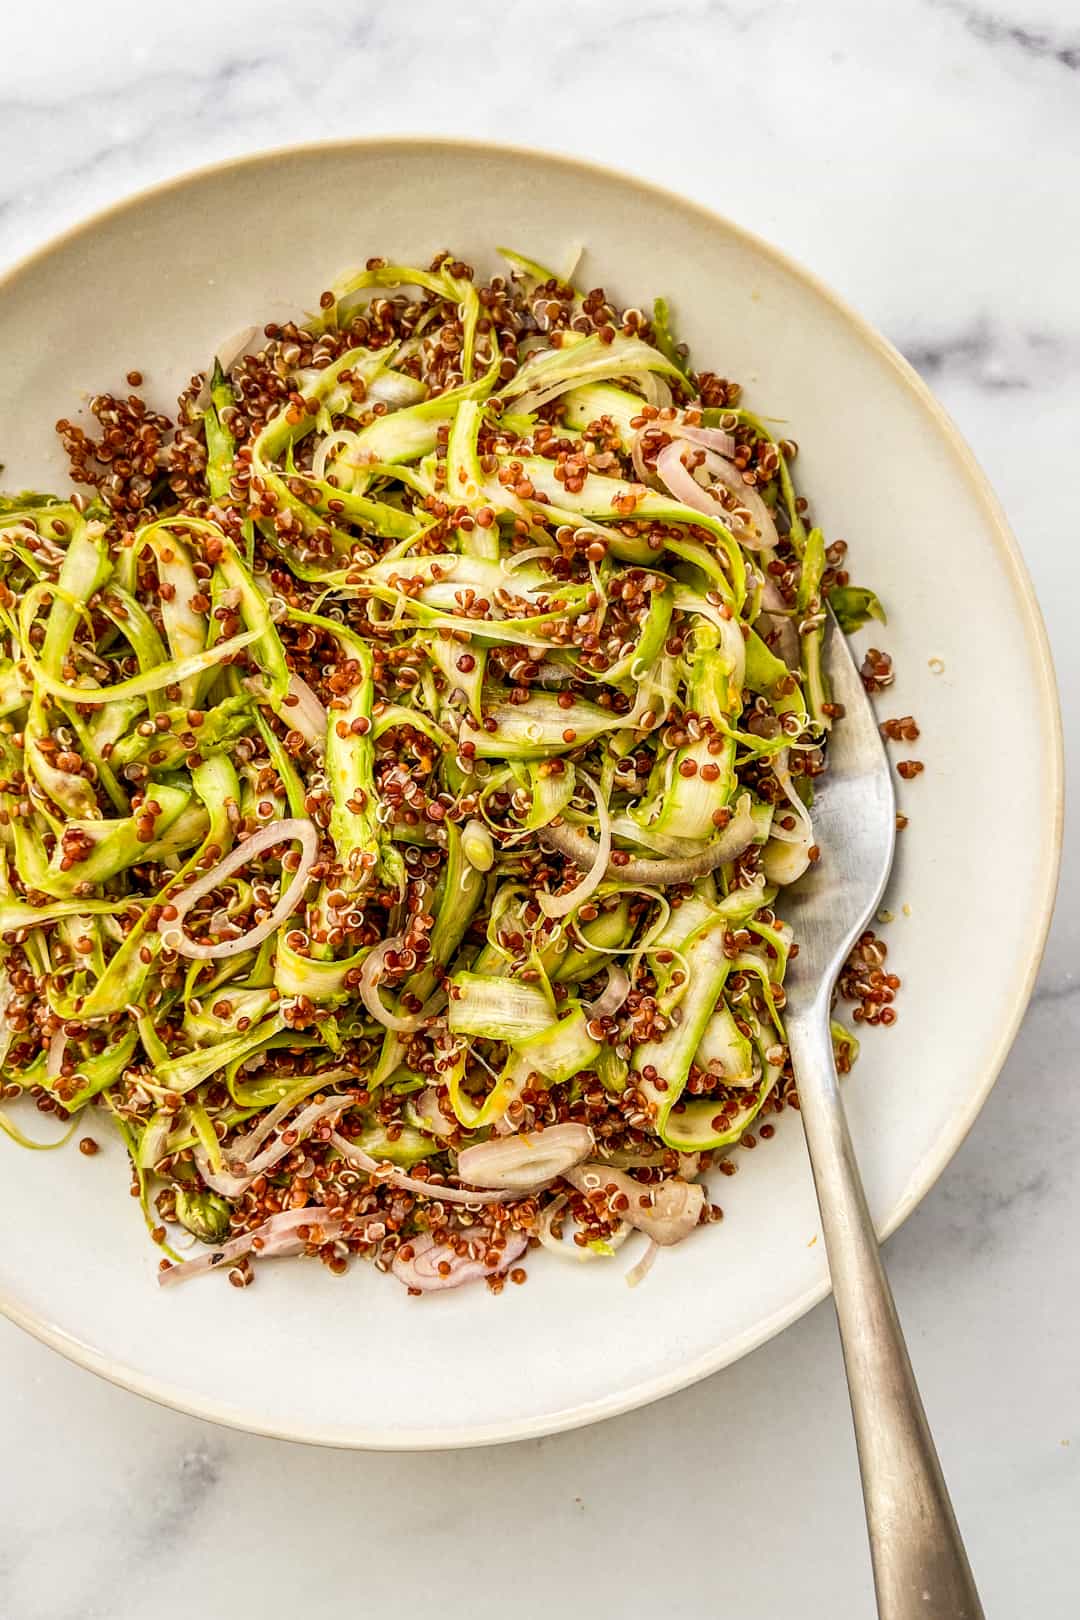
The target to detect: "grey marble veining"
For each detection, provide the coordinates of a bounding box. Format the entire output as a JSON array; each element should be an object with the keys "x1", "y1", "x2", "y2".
[
  {"x1": 929, "y1": 0, "x2": 1080, "y2": 70},
  {"x1": 0, "y1": 2, "x2": 1077, "y2": 1617}
]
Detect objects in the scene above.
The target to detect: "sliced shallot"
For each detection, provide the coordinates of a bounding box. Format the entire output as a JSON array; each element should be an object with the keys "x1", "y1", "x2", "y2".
[
  {"x1": 46, "y1": 1030, "x2": 68, "y2": 1082},
  {"x1": 698, "y1": 448, "x2": 779, "y2": 549},
  {"x1": 538, "y1": 771, "x2": 611, "y2": 919},
  {"x1": 501, "y1": 545, "x2": 558, "y2": 573},
  {"x1": 412, "y1": 1087, "x2": 459, "y2": 1140},
  {"x1": 566, "y1": 1164, "x2": 706, "y2": 1246},
  {"x1": 624, "y1": 1238, "x2": 660, "y2": 1287},
  {"x1": 283, "y1": 674, "x2": 328, "y2": 747},
  {"x1": 637, "y1": 372, "x2": 672, "y2": 411},
  {"x1": 761, "y1": 828, "x2": 813, "y2": 886},
  {"x1": 356, "y1": 936, "x2": 444, "y2": 1033},
  {"x1": 157, "y1": 1205, "x2": 345, "y2": 1288},
  {"x1": 586, "y1": 965, "x2": 631, "y2": 1020},
  {"x1": 656, "y1": 440, "x2": 777, "y2": 551},
  {"x1": 159, "y1": 818, "x2": 318, "y2": 961},
  {"x1": 755, "y1": 609, "x2": 800, "y2": 670},
  {"x1": 675, "y1": 421, "x2": 736, "y2": 458},
  {"x1": 194, "y1": 1095, "x2": 352, "y2": 1198},
  {"x1": 456, "y1": 1123, "x2": 594, "y2": 1191},
  {"x1": 219, "y1": 1069, "x2": 359, "y2": 1166},
  {"x1": 759, "y1": 576, "x2": 789, "y2": 613},
  {"x1": 655, "y1": 439, "x2": 724, "y2": 521},
  {"x1": 630, "y1": 426, "x2": 657, "y2": 485},
  {"x1": 390, "y1": 1226, "x2": 528, "y2": 1293},
  {"x1": 330, "y1": 1132, "x2": 524, "y2": 1205},
  {"x1": 243, "y1": 671, "x2": 327, "y2": 748},
  {"x1": 537, "y1": 1193, "x2": 632, "y2": 1264},
  {"x1": 540, "y1": 791, "x2": 757, "y2": 886},
  {"x1": 629, "y1": 417, "x2": 734, "y2": 486},
  {"x1": 311, "y1": 428, "x2": 372, "y2": 483}
]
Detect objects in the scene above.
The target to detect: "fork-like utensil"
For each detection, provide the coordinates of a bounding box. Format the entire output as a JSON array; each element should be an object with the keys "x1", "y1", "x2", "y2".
[{"x1": 781, "y1": 611, "x2": 984, "y2": 1619}]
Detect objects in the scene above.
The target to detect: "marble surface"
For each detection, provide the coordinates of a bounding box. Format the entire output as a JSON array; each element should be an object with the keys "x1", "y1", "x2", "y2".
[{"x1": 1, "y1": 2, "x2": 1077, "y2": 1615}]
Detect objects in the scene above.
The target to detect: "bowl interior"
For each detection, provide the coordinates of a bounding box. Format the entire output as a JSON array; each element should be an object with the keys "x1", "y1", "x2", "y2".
[{"x1": 0, "y1": 141, "x2": 1060, "y2": 1447}]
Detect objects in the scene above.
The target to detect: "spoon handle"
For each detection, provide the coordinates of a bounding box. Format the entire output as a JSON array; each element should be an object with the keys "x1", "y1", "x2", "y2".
[{"x1": 786, "y1": 1005, "x2": 985, "y2": 1620}]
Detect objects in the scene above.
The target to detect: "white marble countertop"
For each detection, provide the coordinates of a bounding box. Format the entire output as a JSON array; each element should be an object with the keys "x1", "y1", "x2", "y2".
[{"x1": 1, "y1": 2, "x2": 1077, "y2": 1615}]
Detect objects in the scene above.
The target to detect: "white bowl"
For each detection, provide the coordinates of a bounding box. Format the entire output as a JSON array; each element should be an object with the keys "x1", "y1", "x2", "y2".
[{"x1": 0, "y1": 139, "x2": 1062, "y2": 1448}]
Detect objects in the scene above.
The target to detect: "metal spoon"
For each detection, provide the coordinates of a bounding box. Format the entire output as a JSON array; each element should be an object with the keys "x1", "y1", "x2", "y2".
[{"x1": 781, "y1": 611, "x2": 984, "y2": 1619}]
